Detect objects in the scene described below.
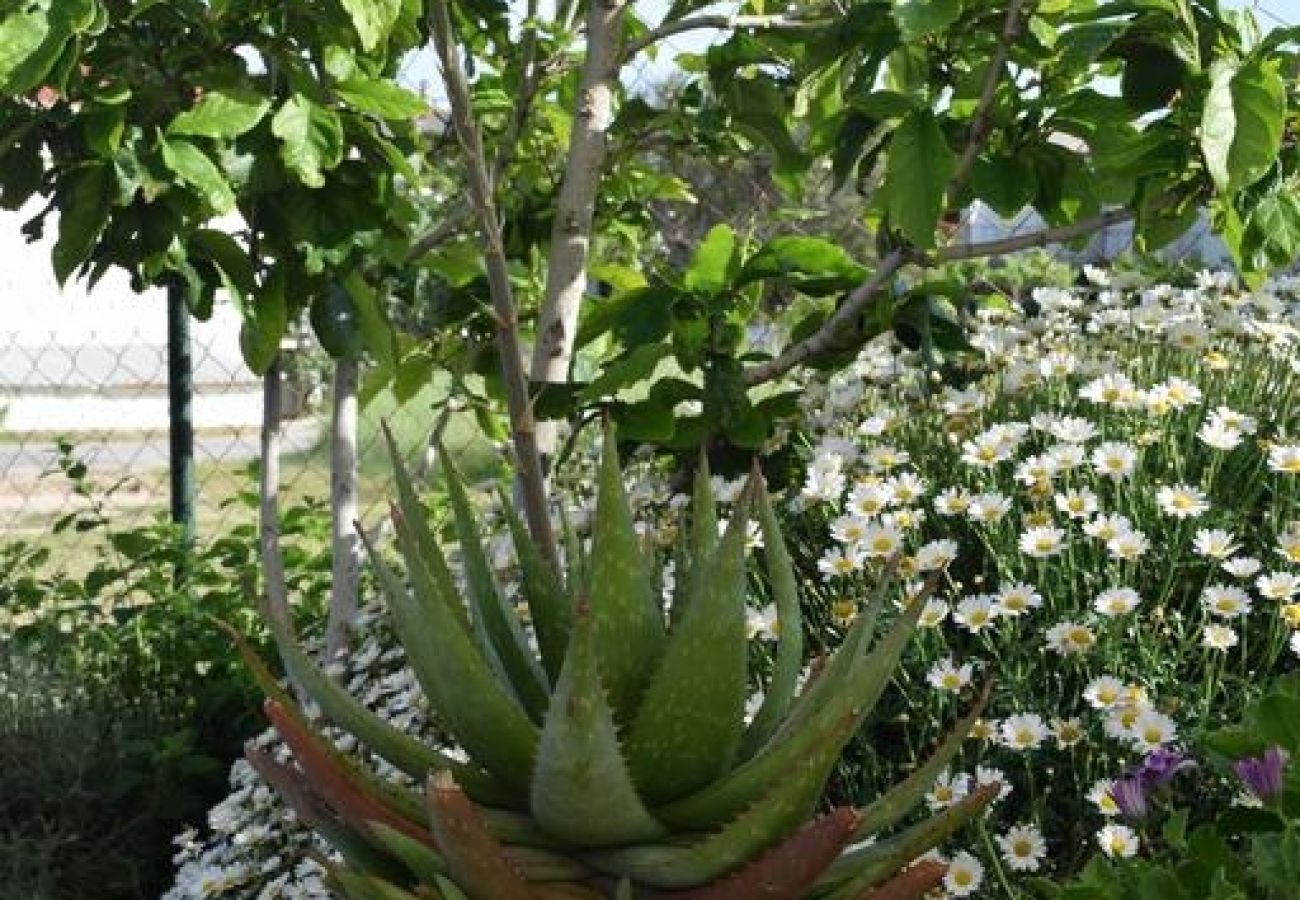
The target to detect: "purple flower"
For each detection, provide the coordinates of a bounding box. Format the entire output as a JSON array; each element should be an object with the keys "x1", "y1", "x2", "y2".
[
  {"x1": 1234, "y1": 746, "x2": 1289, "y2": 803},
  {"x1": 1137, "y1": 747, "x2": 1197, "y2": 790},
  {"x1": 1109, "y1": 775, "x2": 1150, "y2": 820}
]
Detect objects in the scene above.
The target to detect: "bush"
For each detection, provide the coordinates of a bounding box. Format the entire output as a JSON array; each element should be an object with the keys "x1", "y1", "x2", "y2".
[{"x1": 0, "y1": 469, "x2": 341, "y2": 900}]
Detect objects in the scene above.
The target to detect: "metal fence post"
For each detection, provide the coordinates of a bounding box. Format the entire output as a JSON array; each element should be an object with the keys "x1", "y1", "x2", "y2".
[{"x1": 167, "y1": 283, "x2": 196, "y2": 575}]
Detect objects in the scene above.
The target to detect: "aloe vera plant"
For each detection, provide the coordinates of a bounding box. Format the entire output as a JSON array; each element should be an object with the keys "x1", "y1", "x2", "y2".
[{"x1": 243, "y1": 429, "x2": 993, "y2": 899}]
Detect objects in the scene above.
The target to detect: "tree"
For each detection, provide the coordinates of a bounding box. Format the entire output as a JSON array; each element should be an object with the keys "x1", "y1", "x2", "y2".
[{"x1": 4, "y1": 0, "x2": 1299, "y2": 579}]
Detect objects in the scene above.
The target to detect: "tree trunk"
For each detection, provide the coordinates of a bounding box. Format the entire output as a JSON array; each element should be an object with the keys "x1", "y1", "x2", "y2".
[
  {"x1": 260, "y1": 355, "x2": 290, "y2": 631},
  {"x1": 529, "y1": 0, "x2": 626, "y2": 458},
  {"x1": 325, "y1": 356, "x2": 360, "y2": 658}
]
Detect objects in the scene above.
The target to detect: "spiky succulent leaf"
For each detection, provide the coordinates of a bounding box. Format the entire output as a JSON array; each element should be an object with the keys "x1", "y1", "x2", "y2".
[
  {"x1": 622, "y1": 481, "x2": 753, "y2": 804},
  {"x1": 364, "y1": 523, "x2": 538, "y2": 793},
  {"x1": 673, "y1": 451, "x2": 718, "y2": 625},
  {"x1": 440, "y1": 450, "x2": 550, "y2": 718},
  {"x1": 763, "y1": 566, "x2": 897, "y2": 749},
  {"x1": 244, "y1": 744, "x2": 408, "y2": 882},
  {"x1": 582, "y1": 749, "x2": 833, "y2": 889},
  {"x1": 366, "y1": 823, "x2": 448, "y2": 882},
  {"x1": 817, "y1": 784, "x2": 999, "y2": 896},
  {"x1": 587, "y1": 426, "x2": 666, "y2": 721},
  {"x1": 669, "y1": 807, "x2": 860, "y2": 900},
  {"x1": 247, "y1": 610, "x2": 457, "y2": 782},
  {"x1": 739, "y1": 473, "x2": 806, "y2": 758},
  {"x1": 852, "y1": 681, "x2": 991, "y2": 841},
  {"x1": 265, "y1": 700, "x2": 437, "y2": 847},
  {"x1": 330, "y1": 870, "x2": 424, "y2": 900},
  {"x1": 656, "y1": 580, "x2": 929, "y2": 830},
  {"x1": 530, "y1": 604, "x2": 668, "y2": 847},
  {"x1": 843, "y1": 859, "x2": 946, "y2": 900},
  {"x1": 426, "y1": 772, "x2": 545, "y2": 900},
  {"x1": 382, "y1": 425, "x2": 471, "y2": 634},
  {"x1": 500, "y1": 489, "x2": 572, "y2": 685}
]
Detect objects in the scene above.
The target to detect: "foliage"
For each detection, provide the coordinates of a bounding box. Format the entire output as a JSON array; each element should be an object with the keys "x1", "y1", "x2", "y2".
[
  {"x1": 0, "y1": 646, "x2": 224, "y2": 900},
  {"x1": 0, "y1": 444, "x2": 342, "y2": 900},
  {"x1": 235, "y1": 428, "x2": 993, "y2": 898},
  {"x1": 0, "y1": 0, "x2": 428, "y2": 373},
  {"x1": 1036, "y1": 675, "x2": 1300, "y2": 900}
]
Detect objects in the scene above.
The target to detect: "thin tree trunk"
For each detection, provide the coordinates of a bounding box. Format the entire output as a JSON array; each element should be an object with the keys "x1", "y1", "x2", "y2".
[
  {"x1": 325, "y1": 357, "x2": 360, "y2": 658},
  {"x1": 529, "y1": 0, "x2": 626, "y2": 459},
  {"x1": 260, "y1": 355, "x2": 290, "y2": 631},
  {"x1": 429, "y1": 0, "x2": 560, "y2": 571}
]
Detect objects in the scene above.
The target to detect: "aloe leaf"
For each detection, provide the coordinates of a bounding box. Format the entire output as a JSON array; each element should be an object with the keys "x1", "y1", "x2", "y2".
[
  {"x1": 426, "y1": 772, "x2": 545, "y2": 900},
  {"x1": 670, "y1": 807, "x2": 860, "y2": 900},
  {"x1": 245, "y1": 743, "x2": 407, "y2": 882},
  {"x1": 361, "y1": 525, "x2": 539, "y2": 792},
  {"x1": 764, "y1": 564, "x2": 899, "y2": 749},
  {"x1": 365, "y1": 822, "x2": 448, "y2": 882},
  {"x1": 440, "y1": 449, "x2": 550, "y2": 718},
  {"x1": 622, "y1": 479, "x2": 754, "y2": 804},
  {"x1": 265, "y1": 699, "x2": 437, "y2": 847},
  {"x1": 433, "y1": 875, "x2": 470, "y2": 900},
  {"x1": 500, "y1": 488, "x2": 572, "y2": 685},
  {"x1": 826, "y1": 859, "x2": 946, "y2": 900},
  {"x1": 582, "y1": 749, "x2": 831, "y2": 889},
  {"x1": 817, "y1": 783, "x2": 999, "y2": 894},
  {"x1": 530, "y1": 604, "x2": 668, "y2": 847},
  {"x1": 739, "y1": 473, "x2": 805, "y2": 758},
  {"x1": 587, "y1": 424, "x2": 666, "y2": 721},
  {"x1": 242, "y1": 611, "x2": 456, "y2": 783},
  {"x1": 330, "y1": 870, "x2": 424, "y2": 900},
  {"x1": 381, "y1": 424, "x2": 471, "y2": 634},
  {"x1": 656, "y1": 579, "x2": 930, "y2": 830},
  {"x1": 559, "y1": 505, "x2": 587, "y2": 598},
  {"x1": 672, "y1": 451, "x2": 718, "y2": 626},
  {"x1": 853, "y1": 680, "x2": 991, "y2": 841}
]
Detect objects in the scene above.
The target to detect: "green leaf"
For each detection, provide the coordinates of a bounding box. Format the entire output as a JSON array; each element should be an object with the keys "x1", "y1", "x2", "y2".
[
  {"x1": 579, "y1": 344, "x2": 674, "y2": 402},
  {"x1": 191, "y1": 229, "x2": 256, "y2": 299},
  {"x1": 239, "y1": 266, "x2": 288, "y2": 375},
  {"x1": 334, "y1": 78, "x2": 428, "y2": 119},
  {"x1": 344, "y1": 271, "x2": 398, "y2": 370},
  {"x1": 736, "y1": 236, "x2": 868, "y2": 294},
  {"x1": 337, "y1": 0, "x2": 403, "y2": 51},
  {"x1": 739, "y1": 477, "x2": 805, "y2": 758},
  {"x1": 530, "y1": 606, "x2": 668, "y2": 847},
  {"x1": 1245, "y1": 191, "x2": 1300, "y2": 271},
  {"x1": 169, "y1": 89, "x2": 271, "y2": 139},
  {"x1": 440, "y1": 454, "x2": 550, "y2": 719},
  {"x1": 880, "y1": 110, "x2": 955, "y2": 249},
  {"x1": 1203, "y1": 57, "x2": 1285, "y2": 193},
  {"x1": 372, "y1": 503, "x2": 539, "y2": 793},
  {"x1": 892, "y1": 0, "x2": 962, "y2": 40},
  {"x1": 684, "y1": 224, "x2": 738, "y2": 296},
  {"x1": 623, "y1": 483, "x2": 753, "y2": 804},
  {"x1": 499, "y1": 492, "x2": 571, "y2": 686},
  {"x1": 0, "y1": 0, "x2": 93, "y2": 94},
  {"x1": 311, "y1": 283, "x2": 366, "y2": 359},
  {"x1": 161, "y1": 138, "x2": 236, "y2": 214},
  {"x1": 271, "y1": 95, "x2": 346, "y2": 188},
  {"x1": 587, "y1": 425, "x2": 667, "y2": 724},
  {"x1": 51, "y1": 164, "x2": 110, "y2": 287}
]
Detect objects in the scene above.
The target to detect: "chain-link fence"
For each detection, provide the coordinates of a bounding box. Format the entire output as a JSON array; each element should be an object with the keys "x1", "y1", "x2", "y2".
[{"x1": 0, "y1": 282, "x2": 484, "y2": 575}]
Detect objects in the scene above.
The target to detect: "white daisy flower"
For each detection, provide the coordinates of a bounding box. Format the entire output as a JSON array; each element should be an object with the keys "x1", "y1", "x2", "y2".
[{"x1": 996, "y1": 824, "x2": 1047, "y2": 872}]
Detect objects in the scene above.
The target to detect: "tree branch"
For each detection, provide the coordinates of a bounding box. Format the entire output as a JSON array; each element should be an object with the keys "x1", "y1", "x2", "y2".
[
  {"x1": 743, "y1": 203, "x2": 1149, "y2": 387},
  {"x1": 622, "y1": 13, "x2": 830, "y2": 61},
  {"x1": 945, "y1": 0, "x2": 1029, "y2": 206},
  {"x1": 530, "y1": 0, "x2": 627, "y2": 446},
  {"x1": 742, "y1": 249, "x2": 910, "y2": 386},
  {"x1": 935, "y1": 205, "x2": 1137, "y2": 263},
  {"x1": 428, "y1": 0, "x2": 560, "y2": 571}
]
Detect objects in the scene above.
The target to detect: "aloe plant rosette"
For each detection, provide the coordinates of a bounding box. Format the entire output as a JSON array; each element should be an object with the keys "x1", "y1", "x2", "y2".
[{"x1": 243, "y1": 430, "x2": 992, "y2": 899}]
